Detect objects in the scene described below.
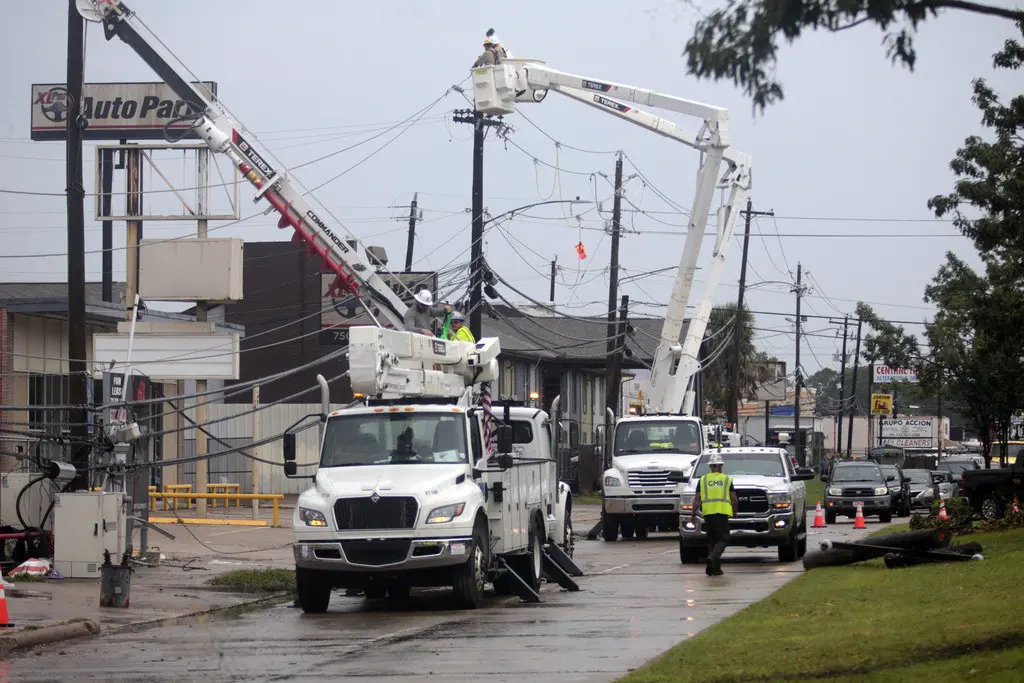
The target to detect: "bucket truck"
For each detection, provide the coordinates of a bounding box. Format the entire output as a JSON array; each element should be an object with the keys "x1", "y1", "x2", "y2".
[
  {"x1": 471, "y1": 53, "x2": 752, "y2": 541},
  {"x1": 77, "y1": 1, "x2": 580, "y2": 611}
]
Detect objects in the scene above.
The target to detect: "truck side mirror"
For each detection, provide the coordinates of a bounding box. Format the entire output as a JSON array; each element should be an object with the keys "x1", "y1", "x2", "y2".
[
  {"x1": 496, "y1": 423, "x2": 514, "y2": 454},
  {"x1": 496, "y1": 452, "x2": 515, "y2": 470},
  {"x1": 283, "y1": 432, "x2": 296, "y2": 462},
  {"x1": 284, "y1": 461, "x2": 297, "y2": 476}
]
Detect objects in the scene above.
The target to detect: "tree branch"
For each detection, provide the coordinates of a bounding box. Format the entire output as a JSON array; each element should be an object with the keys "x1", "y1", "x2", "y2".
[
  {"x1": 830, "y1": 17, "x2": 873, "y2": 32},
  {"x1": 922, "y1": 0, "x2": 1024, "y2": 21}
]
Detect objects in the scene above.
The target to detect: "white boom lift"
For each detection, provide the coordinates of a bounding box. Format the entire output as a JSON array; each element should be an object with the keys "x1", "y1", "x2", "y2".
[
  {"x1": 470, "y1": 56, "x2": 751, "y2": 542},
  {"x1": 75, "y1": 0, "x2": 497, "y2": 401}
]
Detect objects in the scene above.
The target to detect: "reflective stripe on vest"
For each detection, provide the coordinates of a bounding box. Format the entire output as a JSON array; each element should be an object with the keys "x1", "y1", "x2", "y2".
[{"x1": 699, "y1": 472, "x2": 733, "y2": 516}]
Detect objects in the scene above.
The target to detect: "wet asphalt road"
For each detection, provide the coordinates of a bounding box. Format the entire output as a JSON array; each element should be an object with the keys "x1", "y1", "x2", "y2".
[{"x1": 4, "y1": 512, "x2": 887, "y2": 682}]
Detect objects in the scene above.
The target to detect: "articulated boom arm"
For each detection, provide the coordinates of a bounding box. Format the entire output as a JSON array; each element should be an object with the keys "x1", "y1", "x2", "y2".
[
  {"x1": 77, "y1": 0, "x2": 409, "y2": 329},
  {"x1": 472, "y1": 60, "x2": 752, "y2": 415}
]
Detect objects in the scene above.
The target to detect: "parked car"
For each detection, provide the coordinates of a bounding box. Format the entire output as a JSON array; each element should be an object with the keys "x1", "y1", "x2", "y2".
[
  {"x1": 903, "y1": 469, "x2": 943, "y2": 510},
  {"x1": 961, "y1": 459, "x2": 1024, "y2": 520},
  {"x1": 881, "y1": 465, "x2": 912, "y2": 517},
  {"x1": 823, "y1": 461, "x2": 893, "y2": 524}
]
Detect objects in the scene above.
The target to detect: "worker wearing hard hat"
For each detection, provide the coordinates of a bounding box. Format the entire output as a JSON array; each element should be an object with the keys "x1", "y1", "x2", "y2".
[
  {"x1": 690, "y1": 452, "x2": 739, "y2": 576},
  {"x1": 447, "y1": 311, "x2": 476, "y2": 344},
  {"x1": 485, "y1": 28, "x2": 512, "y2": 59},
  {"x1": 404, "y1": 288, "x2": 450, "y2": 336},
  {"x1": 472, "y1": 36, "x2": 501, "y2": 67}
]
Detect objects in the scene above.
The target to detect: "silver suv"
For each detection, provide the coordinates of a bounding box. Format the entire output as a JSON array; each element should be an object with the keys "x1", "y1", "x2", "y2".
[{"x1": 671, "y1": 447, "x2": 815, "y2": 563}]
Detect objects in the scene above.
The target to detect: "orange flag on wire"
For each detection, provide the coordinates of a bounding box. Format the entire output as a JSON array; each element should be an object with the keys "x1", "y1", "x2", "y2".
[{"x1": 575, "y1": 241, "x2": 587, "y2": 259}]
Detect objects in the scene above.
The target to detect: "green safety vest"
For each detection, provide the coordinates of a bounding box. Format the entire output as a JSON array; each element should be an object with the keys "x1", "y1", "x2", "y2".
[{"x1": 699, "y1": 472, "x2": 734, "y2": 516}]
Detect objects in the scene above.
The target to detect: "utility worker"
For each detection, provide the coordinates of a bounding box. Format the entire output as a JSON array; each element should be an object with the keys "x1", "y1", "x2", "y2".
[
  {"x1": 447, "y1": 311, "x2": 476, "y2": 343},
  {"x1": 690, "y1": 452, "x2": 739, "y2": 576},
  {"x1": 486, "y1": 28, "x2": 512, "y2": 59},
  {"x1": 472, "y1": 36, "x2": 501, "y2": 67},
  {"x1": 403, "y1": 288, "x2": 450, "y2": 336}
]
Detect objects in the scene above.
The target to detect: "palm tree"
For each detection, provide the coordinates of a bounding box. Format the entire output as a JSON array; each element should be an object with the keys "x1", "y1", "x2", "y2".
[{"x1": 701, "y1": 302, "x2": 778, "y2": 422}]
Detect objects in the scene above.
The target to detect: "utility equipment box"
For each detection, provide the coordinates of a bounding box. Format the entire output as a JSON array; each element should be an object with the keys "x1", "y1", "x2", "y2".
[
  {"x1": 53, "y1": 492, "x2": 127, "y2": 579},
  {"x1": 0, "y1": 472, "x2": 50, "y2": 529}
]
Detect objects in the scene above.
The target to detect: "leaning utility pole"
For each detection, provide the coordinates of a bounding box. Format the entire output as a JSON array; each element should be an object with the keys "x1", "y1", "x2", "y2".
[
  {"x1": 452, "y1": 109, "x2": 503, "y2": 340},
  {"x1": 792, "y1": 263, "x2": 805, "y2": 466},
  {"x1": 729, "y1": 198, "x2": 774, "y2": 426},
  {"x1": 836, "y1": 315, "x2": 849, "y2": 457},
  {"x1": 846, "y1": 318, "x2": 863, "y2": 459},
  {"x1": 66, "y1": 0, "x2": 89, "y2": 490},
  {"x1": 604, "y1": 152, "x2": 625, "y2": 419},
  {"x1": 403, "y1": 192, "x2": 419, "y2": 271},
  {"x1": 606, "y1": 295, "x2": 629, "y2": 416}
]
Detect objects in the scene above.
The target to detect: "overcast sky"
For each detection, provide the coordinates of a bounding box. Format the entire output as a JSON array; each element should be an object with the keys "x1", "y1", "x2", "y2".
[{"x1": 1, "y1": 0, "x2": 1019, "y2": 381}]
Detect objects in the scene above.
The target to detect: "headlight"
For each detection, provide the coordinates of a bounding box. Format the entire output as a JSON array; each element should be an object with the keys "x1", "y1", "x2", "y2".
[
  {"x1": 874, "y1": 487, "x2": 889, "y2": 496},
  {"x1": 827, "y1": 486, "x2": 842, "y2": 496},
  {"x1": 603, "y1": 474, "x2": 622, "y2": 487},
  {"x1": 768, "y1": 492, "x2": 792, "y2": 509},
  {"x1": 426, "y1": 502, "x2": 466, "y2": 524},
  {"x1": 679, "y1": 494, "x2": 695, "y2": 512},
  {"x1": 298, "y1": 507, "x2": 328, "y2": 527}
]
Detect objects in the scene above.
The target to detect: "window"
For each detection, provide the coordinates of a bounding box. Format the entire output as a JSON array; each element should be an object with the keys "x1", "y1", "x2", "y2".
[
  {"x1": 321, "y1": 413, "x2": 469, "y2": 466},
  {"x1": 830, "y1": 465, "x2": 885, "y2": 483},
  {"x1": 28, "y1": 373, "x2": 70, "y2": 432},
  {"x1": 614, "y1": 420, "x2": 703, "y2": 456},
  {"x1": 511, "y1": 421, "x2": 534, "y2": 444},
  {"x1": 692, "y1": 451, "x2": 787, "y2": 478}
]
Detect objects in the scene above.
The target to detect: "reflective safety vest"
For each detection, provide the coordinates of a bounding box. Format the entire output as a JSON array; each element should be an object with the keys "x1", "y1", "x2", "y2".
[{"x1": 698, "y1": 472, "x2": 734, "y2": 516}]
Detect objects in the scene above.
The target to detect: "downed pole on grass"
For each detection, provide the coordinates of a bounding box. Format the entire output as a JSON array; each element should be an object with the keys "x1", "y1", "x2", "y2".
[{"x1": 802, "y1": 528, "x2": 954, "y2": 570}]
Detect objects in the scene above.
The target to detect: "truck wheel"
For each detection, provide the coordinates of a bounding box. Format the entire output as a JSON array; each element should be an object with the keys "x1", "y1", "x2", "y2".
[
  {"x1": 296, "y1": 567, "x2": 332, "y2": 614},
  {"x1": 679, "y1": 543, "x2": 704, "y2": 564},
  {"x1": 879, "y1": 511, "x2": 892, "y2": 523},
  {"x1": 981, "y1": 495, "x2": 1004, "y2": 521},
  {"x1": 621, "y1": 520, "x2": 636, "y2": 540},
  {"x1": 523, "y1": 518, "x2": 544, "y2": 592},
  {"x1": 452, "y1": 523, "x2": 488, "y2": 609},
  {"x1": 778, "y1": 529, "x2": 799, "y2": 562},
  {"x1": 825, "y1": 511, "x2": 836, "y2": 525},
  {"x1": 602, "y1": 515, "x2": 619, "y2": 542}
]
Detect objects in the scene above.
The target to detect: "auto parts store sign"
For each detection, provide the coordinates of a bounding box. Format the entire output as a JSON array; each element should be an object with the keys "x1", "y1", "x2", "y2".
[
  {"x1": 873, "y1": 365, "x2": 918, "y2": 383},
  {"x1": 881, "y1": 418, "x2": 933, "y2": 448},
  {"x1": 31, "y1": 81, "x2": 217, "y2": 141}
]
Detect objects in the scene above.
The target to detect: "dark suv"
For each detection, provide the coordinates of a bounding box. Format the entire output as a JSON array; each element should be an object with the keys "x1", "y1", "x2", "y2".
[
  {"x1": 823, "y1": 462, "x2": 893, "y2": 524},
  {"x1": 881, "y1": 465, "x2": 911, "y2": 517}
]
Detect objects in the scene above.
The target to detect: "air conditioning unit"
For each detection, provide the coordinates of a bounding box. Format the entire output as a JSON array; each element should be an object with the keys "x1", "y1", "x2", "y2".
[{"x1": 53, "y1": 492, "x2": 126, "y2": 579}]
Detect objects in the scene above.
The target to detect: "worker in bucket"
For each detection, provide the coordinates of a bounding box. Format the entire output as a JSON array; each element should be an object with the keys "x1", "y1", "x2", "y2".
[
  {"x1": 486, "y1": 28, "x2": 512, "y2": 59},
  {"x1": 447, "y1": 311, "x2": 476, "y2": 344},
  {"x1": 690, "y1": 453, "x2": 739, "y2": 576},
  {"x1": 472, "y1": 35, "x2": 502, "y2": 67},
  {"x1": 404, "y1": 288, "x2": 451, "y2": 336}
]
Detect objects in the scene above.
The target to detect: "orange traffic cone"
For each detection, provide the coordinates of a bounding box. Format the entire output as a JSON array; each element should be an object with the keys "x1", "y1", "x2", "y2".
[
  {"x1": 812, "y1": 501, "x2": 826, "y2": 528},
  {"x1": 0, "y1": 581, "x2": 12, "y2": 628},
  {"x1": 853, "y1": 501, "x2": 866, "y2": 529},
  {"x1": 938, "y1": 500, "x2": 948, "y2": 521}
]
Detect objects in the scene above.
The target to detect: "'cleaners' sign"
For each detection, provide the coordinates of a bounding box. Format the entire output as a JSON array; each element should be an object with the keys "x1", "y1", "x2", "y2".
[{"x1": 31, "y1": 81, "x2": 217, "y2": 141}]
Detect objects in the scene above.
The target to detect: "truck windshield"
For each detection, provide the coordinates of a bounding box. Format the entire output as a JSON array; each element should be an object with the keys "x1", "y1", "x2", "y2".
[
  {"x1": 831, "y1": 465, "x2": 884, "y2": 483},
  {"x1": 614, "y1": 421, "x2": 702, "y2": 455},
  {"x1": 903, "y1": 469, "x2": 931, "y2": 484},
  {"x1": 691, "y1": 452, "x2": 786, "y2": 478},
  {"x1": 320, "y1": 413, "x2": 468, "y2": 467}
]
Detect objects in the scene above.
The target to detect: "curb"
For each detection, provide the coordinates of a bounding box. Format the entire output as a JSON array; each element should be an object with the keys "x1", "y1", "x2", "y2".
[
  {"x1": 0, "y1": 619, "x2": 101, "y2": 656},
  {"x1": 104, "y1": 591, "x2": 290, "y2": 636}
]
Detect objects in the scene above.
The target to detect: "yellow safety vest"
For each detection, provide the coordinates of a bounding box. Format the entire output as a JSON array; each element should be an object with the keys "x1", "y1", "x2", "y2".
[
  {"x1": 699, "y1": 472, "x2": 734, "y2": 516},
  {"x1": 453, "y1": 325, "x2": 476, "y2": 343}
]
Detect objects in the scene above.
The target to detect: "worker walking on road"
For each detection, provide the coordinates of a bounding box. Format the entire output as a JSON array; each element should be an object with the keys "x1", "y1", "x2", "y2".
[
  {"x1": 446, "y1": 311, "x2": 476, "y2": 343},
  {"x1": 690, "y1": 453, "x2": 739, "y2": 576}
]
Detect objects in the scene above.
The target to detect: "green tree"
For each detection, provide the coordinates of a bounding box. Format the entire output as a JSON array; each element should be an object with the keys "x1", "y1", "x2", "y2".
[
  {"x1": 702, "y1": 302, "x2": 778, "y2": 419},
  {"x1": 683, "y1": 3, "x2": 1024, "y2": 111}
]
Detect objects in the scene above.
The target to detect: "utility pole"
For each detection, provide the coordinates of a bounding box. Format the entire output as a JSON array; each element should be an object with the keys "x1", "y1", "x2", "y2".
[
  {"x1": 846, "y1": 318, "x2": 863, "y2": 459},
  {"x1": 100, "y1": 148, "x2": 114, "y2": 303},
  {"x1": 606, "y1": 295, "x2": 629, "y2": 417},
  {"x1": 194, "y1": 148, "x2": 210, "y2": 518},
  {"x1": 549, "y1": 257, "x2": 557, "y2": 302},
  {"x1": 403, "y1": 192, "x2": 419, "y2": 271},
  {"x1": 604, "y1": 152, "x2": 624, "y2": 419},
  {"x1": 730, "y1": 198, "x2": 774, "y2": 426},
  {"x1": 836, "y1": 315, "x2": 849, "y2": 458},
  {"x1": 792, "y1": 263, "x2": 805, "y2": 466},
  {"x1": 66, "y1": 0, "x2": 89, "y2": 490},
  {"x1": 452, "y1": 109, "x2": 503, "y2": 340}
]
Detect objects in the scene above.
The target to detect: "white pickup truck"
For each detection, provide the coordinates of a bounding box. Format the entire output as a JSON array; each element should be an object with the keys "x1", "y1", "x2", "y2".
[
  {"x1": 672, "y1": 446, "x2": 816, "y2": 563},
  {"x1": 285, "y1": 400, "x2": 579, "y2": 611}
]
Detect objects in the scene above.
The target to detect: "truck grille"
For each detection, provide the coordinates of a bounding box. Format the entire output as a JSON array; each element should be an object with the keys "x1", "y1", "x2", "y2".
[
  {"x1": 734, "y1": 488, "x2": 769, "y2": 514},
  {"x1": 334, "y1": 496, "x2": 419, "y2": 530},
  {"x1": 842, "y1": 487, "x2": 876, "y2": 498},
  {"x1": 340, "y1": 539, "x2": 411, "y2": 566},
  {"x1": 627, "y1": 469, "x2": 672, "y2": 488}
]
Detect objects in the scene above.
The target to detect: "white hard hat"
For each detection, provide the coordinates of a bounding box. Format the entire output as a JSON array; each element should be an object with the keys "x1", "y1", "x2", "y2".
[
  {"x1": 708, "y1": 453, "x2": 725, "y2": 466},
  {"x1": 485, "y1": 28, "x2": 501, "y2": 44},
  {"x1": 414, "y1": 289, "x2": 433, "y2": 306}
]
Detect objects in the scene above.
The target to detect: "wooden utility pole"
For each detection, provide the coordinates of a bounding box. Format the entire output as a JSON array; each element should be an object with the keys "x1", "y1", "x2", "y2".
[
  {"x1": 66, "y1": 0, "x2": 89, "y2": 490},
  {"x1": 846, "y1": 319, "x2": 863, "y2": 458},
  {"x1": 403, "y1": 192, "x2": 419, "y2": 271},
  {"x1": 729, "y1": 198, "x2": 773, "y2": 426},
  {"x1": 604, "y1": 152, "x2": 624, "y2": 419},
  {"x1": 837, "y1": 315, "x2": 849, "y2": 457},
  {"x1": 792, "y1": 263, "x2": 805, "y2": 465}
]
